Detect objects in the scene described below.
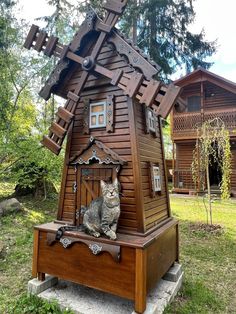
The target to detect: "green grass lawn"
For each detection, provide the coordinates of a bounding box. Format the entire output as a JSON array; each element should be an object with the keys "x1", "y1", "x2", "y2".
[
  {"x1": 165, "y1": 195, "x2": 236, "y2": 314},
  {"x1": 0, "y1": 182, "x2": 235, "y2": 313}
]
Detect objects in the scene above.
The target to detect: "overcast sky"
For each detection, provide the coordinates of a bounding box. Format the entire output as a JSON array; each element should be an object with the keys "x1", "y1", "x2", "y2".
[{"x1": 16, "y1": 0, "x2": 236, "y2": 82}]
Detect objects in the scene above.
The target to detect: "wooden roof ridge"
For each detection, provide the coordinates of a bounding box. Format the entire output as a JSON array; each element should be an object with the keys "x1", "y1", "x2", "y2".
[
  {"x1": 174, "y1": 67, "x2": 236, "y2": 94},
  {"x1": 69, "y1": 137, "x2": 127, "y2": 165}
]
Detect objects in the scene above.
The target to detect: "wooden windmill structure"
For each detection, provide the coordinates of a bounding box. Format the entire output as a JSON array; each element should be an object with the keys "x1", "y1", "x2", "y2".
[{"x1": 24, "y1": 1, "x2": 181, "y2": 313}]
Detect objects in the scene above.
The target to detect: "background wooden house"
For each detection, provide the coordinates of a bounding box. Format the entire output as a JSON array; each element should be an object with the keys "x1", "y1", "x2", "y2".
[
  {"x1": 171, "y1": 67, "x2": 236, "y2": 195},
  {"x1": 24, "y1": 1, "x2": 181, "y2": 312}
]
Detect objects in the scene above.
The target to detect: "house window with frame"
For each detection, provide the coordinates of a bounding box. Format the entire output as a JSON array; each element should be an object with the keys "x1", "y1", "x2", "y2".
[
  {"x1": 145, "y1": 107, "x2": 158, "y2": 136},
  {"x1": 153, "y1": 166, "x2": 161, "y2": 192},
  {"x1": 148, "y1": 109, "x2": 156, "y2": 132},
  {"x1": 187, "y1": 95, "x2": 201, "y2": 112},
  {"x1": 149, "y1": 162, "x2": 162, "y2": 197},
  {"x1": 89, "y1": 101, "x2": 107, "y2": 128}
]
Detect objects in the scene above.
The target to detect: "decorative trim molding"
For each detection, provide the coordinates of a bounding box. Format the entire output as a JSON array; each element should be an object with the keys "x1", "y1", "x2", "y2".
[
  {"x1": 60, "y1": 237, "x2": 72, "y2": 248},
  {"x1": 89, "y1": 243, "x2": 103, "y2": 255},
  {"x1": 47, "y1": 232, "x2": 121, "y2": 262},
  {"x1": 107, "y1": 30, "x2": 160, "y2": 80},
  {"x1": 70, "y1": 138, "x2": 127, "y2": 166}
]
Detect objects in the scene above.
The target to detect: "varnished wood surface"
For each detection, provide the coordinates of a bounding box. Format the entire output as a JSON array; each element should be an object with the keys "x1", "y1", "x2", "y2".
[
  {"x1": 135, "y1": 249, "x2": 147, "y2": 313},
  {"x1": 135, "y1": 102, "x2": 170, "y2": 231},
  {"x1": 146, "y1": 224, "x2": 178, "y2": 292},
  {"x1": 34, "y1": 219, "x2": 179, "y2": 313},
  {"x1": 34, "y1": 218, "x2": 178, "y2": 249},
  {"x1": 38, "y1": 232, "x2": 135, "y2": 300},
  {"x1": 32, "y1": 229, "x2": 39, "y2": 278}
]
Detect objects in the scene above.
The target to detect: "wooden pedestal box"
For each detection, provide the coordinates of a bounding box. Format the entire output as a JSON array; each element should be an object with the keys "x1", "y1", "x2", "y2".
[{"x1": 32, "y1": 219, "x2": 179, "y2": 314}]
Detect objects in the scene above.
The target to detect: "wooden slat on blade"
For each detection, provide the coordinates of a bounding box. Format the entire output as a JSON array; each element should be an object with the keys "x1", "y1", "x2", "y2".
[
  {"x1": 140, "y1": 80, "x2": 161, "y2": 107},
  {"x1": 56, "y1": 106, "x2": 74, "y2": 124},
  {"x1": 24, "y1": 24, "x2": 39, "y2": 49},
  {"x1": 41, "y1": 135, "x2": 61, "y2": 155},
  {"x1": 34, "y1": 31, "x2": 47, "y2": 52},
  {"x1": 50, "y1": 122, "x2": 67, "y2": 139},
  {"x1": 156, "y1": 84, "x2": 181, "y2": 119}
]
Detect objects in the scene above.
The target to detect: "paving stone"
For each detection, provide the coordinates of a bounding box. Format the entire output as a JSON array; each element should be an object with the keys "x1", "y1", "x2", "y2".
[
  {"x1": 28, "y1": 275, "x2": 58, "y2": 295},
  {"x1": 163, "y1": 262, "x2": 182, "y2": 282}
]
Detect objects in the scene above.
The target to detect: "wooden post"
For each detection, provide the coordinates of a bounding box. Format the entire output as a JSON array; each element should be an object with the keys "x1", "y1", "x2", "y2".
[
  {"x1": 201, "y1": 81, "x2": 204, "y2": 123},
  {"x1": 135, "y1": 249, "x2": 147, "y2": 314},
  {"x1": 32, "y1": 229, "x2": 39, "y2": 278},
  {"x1": 172, "y1": 141, "x2": 175, "y2": 189},
  {"x1": 38, "y1": 272, "x2": 46, "y2": 281}
]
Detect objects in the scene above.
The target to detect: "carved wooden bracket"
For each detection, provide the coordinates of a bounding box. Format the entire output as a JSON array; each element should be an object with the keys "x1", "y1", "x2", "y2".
[
  {"x1": 107, "y1": 30, "x2": 160, "y2": 80},
  {"x1": 47, "y1": 232, "x2": 121, "y2": 263}
]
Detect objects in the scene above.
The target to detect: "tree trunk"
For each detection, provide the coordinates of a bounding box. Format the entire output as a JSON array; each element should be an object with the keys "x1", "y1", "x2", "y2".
[{"x1": 206, "y1": 159, "x2": 212, "y2": 225}]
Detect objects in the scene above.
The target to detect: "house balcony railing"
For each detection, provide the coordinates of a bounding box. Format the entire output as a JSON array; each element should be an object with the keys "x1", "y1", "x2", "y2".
[
  {"x1": 173, "y1": 170, "x2": 196, "y2": 191},
  {"x1": 172, "y1": 108, "x2": 236, "y2": 139},
  {"x1": 173, "y1": 169, "x2": 206, "y2": 192}
]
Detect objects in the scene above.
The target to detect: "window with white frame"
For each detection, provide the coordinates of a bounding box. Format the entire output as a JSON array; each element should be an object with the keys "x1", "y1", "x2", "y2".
[
  {"x1": 153, "y1": 166, "x2": 161, "y2": 192},
  {"x1": 89, "y1": 101, "x2": 107, "y2": 128},
  {"x1": 148, "y1": 109, "x2": 156, "y2": 132}
]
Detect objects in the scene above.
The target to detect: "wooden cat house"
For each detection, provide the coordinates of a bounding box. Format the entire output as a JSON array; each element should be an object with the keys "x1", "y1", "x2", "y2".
[{"x1": 24, "y1": 1, "x2": 181, "y2": 312}]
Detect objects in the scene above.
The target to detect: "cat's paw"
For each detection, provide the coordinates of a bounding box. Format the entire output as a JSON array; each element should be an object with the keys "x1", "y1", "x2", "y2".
[
  {"x1": 105, "y1": 230, "x2": 117, "y2": 240},
  {"x1": 92, "y1": 231, "x2": 101, "y2": 238}
]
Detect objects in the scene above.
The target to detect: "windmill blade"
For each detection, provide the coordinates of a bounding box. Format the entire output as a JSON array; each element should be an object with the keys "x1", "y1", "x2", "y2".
[{"x1": 24, "y1": 0, "x2": 128, "y2": 155}]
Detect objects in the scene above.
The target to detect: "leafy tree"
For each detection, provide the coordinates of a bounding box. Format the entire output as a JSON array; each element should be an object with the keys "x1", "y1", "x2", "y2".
[
  {"x1": 191, "y1": 118, "x2": 232, "y2": 225},
  {"x1": 0, "y1": 1, "x2": 64, "y2": 196}
]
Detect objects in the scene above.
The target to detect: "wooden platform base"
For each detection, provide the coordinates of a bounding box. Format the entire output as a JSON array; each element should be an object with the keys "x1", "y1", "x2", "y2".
[{"x1": 32, "y1": 219, "x2": 179, "y2": 314}]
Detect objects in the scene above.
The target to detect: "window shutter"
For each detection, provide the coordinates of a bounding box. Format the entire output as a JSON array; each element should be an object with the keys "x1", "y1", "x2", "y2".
[
  {"x1": 106, "y1": 95, "x2": 114, "y2": 133},
  {"x1": 149, "y1": 161, "x2": 155, "y2": 198},
  {"x1": 83, "y1": 98, "x2": 90, "y2": 134},
  {"x1": 144, "y1": 106, "x2": 150, "y2": 134},
  {"x1": 154, "y1": 115, "x2": 159, "y2": 138},
  {"x1": 149, "y1": 161, "x2": 162, "y2": 197}
]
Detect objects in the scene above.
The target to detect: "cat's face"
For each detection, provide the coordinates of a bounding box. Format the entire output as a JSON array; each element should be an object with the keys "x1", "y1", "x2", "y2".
[{"x1": 101, "y1": 178, "x2": 119, "y2": 202}]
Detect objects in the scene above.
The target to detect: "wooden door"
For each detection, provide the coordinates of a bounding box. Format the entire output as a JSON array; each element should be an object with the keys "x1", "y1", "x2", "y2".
[{"x1": 76, "y1": 165, "x2": 117, "y2": 224}]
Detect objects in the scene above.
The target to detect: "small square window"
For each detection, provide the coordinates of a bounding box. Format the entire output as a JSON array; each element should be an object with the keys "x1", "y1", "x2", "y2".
[
  {"x1": 89, "y1": 101, "x2": 106, "y2": 128},
  {"x1": 187, "y1": 95, "x2": 201, "y2": 112}
]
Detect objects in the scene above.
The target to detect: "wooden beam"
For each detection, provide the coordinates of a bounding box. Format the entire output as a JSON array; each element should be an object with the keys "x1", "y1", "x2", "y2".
[
  {"x1": 156, "y1": 84, "x2": 181, "y2": 119},
  {"x1": 140, "y1": 80, "x2": 161, "y2": 107},
  {"x1": 41, "y1": 135, "x2": 61, "y2": 155}
]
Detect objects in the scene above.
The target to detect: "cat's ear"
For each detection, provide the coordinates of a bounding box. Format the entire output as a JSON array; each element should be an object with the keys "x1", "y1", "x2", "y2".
[{"x1": 101, "y1": 180, "x2": 106, "y2": 189}]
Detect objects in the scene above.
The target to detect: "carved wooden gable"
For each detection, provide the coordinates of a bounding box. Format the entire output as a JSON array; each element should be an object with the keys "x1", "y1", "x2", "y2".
[{"x1": 70, "y1": 137, "x2": 127, "y2": 166}]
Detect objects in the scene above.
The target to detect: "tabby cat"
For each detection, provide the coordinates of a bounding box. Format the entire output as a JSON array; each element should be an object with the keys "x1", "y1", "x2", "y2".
[{"x1": 82, "y1": 178, "x2": 120, "y2": 240}]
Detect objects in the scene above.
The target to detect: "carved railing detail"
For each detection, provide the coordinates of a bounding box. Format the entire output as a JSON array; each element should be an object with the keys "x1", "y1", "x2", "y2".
[
  {"x1": 173, "y1": 170, "x2": 196, "y2": 190},
  {"x1": 172, "y1": 108, "x2": 236, "y2": 139}
]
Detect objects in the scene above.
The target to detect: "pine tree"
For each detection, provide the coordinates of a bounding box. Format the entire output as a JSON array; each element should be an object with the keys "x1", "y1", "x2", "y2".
[
  {"x1": 82, "y1": 0, "x2": 216, "y2": 79},
  {"x1": 121, "y1": 0, "x2": 216, "y2": 79}
]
